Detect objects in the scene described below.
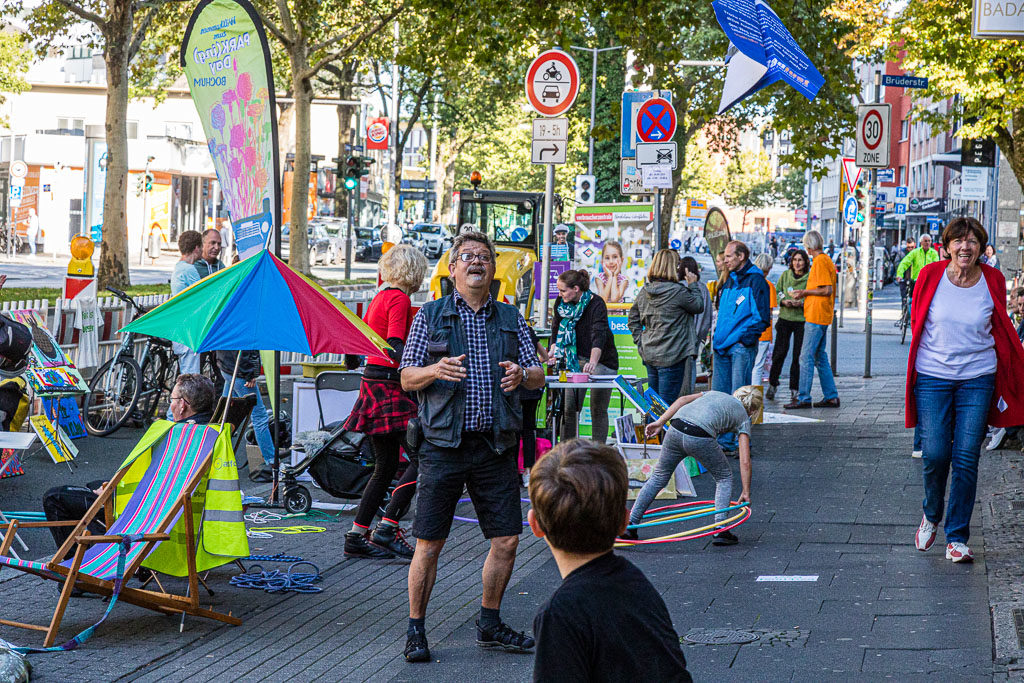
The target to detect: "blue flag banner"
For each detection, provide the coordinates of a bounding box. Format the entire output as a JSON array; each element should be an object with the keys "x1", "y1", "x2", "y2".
[{"x1": 712, "y1": 0, "x2": 824, "y2": 114}]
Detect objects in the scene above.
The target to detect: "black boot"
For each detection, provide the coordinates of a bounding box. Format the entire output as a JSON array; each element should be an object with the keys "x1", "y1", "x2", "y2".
[
  {"x1": 344, "y1": 531, "x2": 395, "y2": 559},
  {"x1": 371, "y1": 524, "x2": 415, "y2": 560}
]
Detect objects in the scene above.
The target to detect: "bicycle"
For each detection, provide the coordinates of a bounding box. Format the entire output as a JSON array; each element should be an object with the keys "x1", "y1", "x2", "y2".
[
  {"x1": 83, "y1": 288, "x2": 178, "y2": 436},
  {"x1": 898, "y1": 280, "x2": 913, "y2": 345},
  {"x1": 0, "y1": 220, "x2": 23, "y2": 256}
]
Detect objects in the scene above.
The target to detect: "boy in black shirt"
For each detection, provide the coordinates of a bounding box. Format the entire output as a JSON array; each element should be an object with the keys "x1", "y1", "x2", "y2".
[{"x1": 527, "y1": 440, "x2": 692, "y2": 682}]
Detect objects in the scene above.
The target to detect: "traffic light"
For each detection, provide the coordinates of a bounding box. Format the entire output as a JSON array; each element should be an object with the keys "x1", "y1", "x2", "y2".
[
  {"x1": 144, "y1": 172, "x2": 153, "y2": 193},
  {"x1": 341, "y1": 156, "x2": 374, "y2": 192},
  {"x1": 854, "y1": 186, "x2": 867, "y2": 223},
  {"x1": 343, "y1": 155, "x2": 359, "y2": 191},
  {"x1": 134, "y1": 175, "x2": 144, "y2": 197},
  {"x1": 574, "y1": 174, "x2": 595, "y2": 205}
]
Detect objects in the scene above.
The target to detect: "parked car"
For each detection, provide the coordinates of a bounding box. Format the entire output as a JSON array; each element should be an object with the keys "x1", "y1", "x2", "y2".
[
  {"x1": 355, "y1": 227, "x2": 384, "y2": 262},
  {"x1": 311, "y1": 216, "x2": 346, "y2": 264},
  {"x1": 281, "y1": 221, "x2": 333, "y2": 265},
  {"x1": 407, "y1": 223, "x2": 450, "y2": 258}
]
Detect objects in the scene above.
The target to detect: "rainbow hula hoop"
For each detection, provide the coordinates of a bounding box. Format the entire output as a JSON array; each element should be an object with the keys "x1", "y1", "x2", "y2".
[
  {"x1": 614, "y1": 500, "x2": 751, "y2": 547},
  {"x1": 452, "y1": 497, "x2": 751, "y2": 544}
]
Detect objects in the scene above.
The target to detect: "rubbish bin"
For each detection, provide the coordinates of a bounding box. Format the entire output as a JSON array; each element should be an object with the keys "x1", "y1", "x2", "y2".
[{"x1": 148, "y1": 230, "x2": 161, "y2": 259}]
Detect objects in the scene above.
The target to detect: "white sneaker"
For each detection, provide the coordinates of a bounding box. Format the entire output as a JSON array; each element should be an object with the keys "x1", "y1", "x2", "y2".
[
  {"x1": 911, "y1": 450, "x2": 923, "y2": 459},
  {"x1": 915, "y1": 515, "x2": 936, "y2": 551},
  {"x1": 986, "y1": 427, "x2": 1007, "y2": 451},
  {"x1": 946, "y1": 542, "x2": 973, "y2": 563}
]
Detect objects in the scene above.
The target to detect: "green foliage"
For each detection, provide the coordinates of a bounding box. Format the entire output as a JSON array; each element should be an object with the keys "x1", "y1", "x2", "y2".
[
  {"x1": 0, "y1": 30, "x2": 29, "y2": 126},
  {"x1": 827, "y1": 0, "x2": 1024, "y2": 192}
]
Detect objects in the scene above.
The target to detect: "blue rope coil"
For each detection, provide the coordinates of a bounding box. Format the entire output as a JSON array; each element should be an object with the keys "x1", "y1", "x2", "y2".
[
  {"x1": 230, "y1": 561, "x2": 322, "y2": 594},
  {"x1": 243, "y1": 553, "x2": 304, "y2": 563}
]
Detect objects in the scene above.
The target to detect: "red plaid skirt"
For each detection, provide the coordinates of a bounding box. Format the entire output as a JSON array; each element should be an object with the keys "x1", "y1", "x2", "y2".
[{"x1": 343, "y1": 378, "x2": 417, "y2": 435}]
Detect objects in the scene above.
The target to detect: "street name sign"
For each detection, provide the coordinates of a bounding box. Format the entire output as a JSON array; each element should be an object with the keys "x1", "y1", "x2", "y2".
[
  {"x1": 881, "y1": 74, "x2": 928, "y2": 89},
  {"x1": 636, "y1": 98, "x2": 677, "y2": 143},
  {"x1": 525, "y1": 50, "x2": 580, "y2": 117},
  {"x1": 636, "y1": 142, "x2": 678, "y2": 169},
  {"x1": 856, "y1": 103, "x2": 891, "y2": 168},
  {"x1": 620, "y1": 159, "x2": 653, "y2": 195}
]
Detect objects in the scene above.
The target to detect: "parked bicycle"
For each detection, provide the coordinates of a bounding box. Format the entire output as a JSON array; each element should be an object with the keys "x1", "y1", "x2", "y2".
[
  {"x1": 83, "y1": 288, "x2": 178, "y2": 436},
  {"x1": 0, "y1": 220, "x2": 24, "y2": 256}
]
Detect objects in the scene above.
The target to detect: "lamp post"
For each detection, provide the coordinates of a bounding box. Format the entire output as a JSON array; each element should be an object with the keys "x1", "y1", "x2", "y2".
[{"x1": 570, "y1": 44, "x2": 624, "y2": 175}]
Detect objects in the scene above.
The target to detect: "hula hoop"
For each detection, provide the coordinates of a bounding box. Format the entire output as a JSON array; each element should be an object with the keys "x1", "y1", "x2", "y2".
[
  {"x1": 615, "y1": 500, "x2": 751, "y2": 547},
  {"x1": 453, "y1": 497, "x2": 531, "y2": 526}
]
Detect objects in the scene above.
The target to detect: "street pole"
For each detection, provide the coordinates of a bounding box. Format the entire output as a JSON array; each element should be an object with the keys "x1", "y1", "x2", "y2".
[
  {"x1": 863, "y1": 169, "x2": 875, "y2": 378},
  {"x1": 540, "y1": 164, "x2": 554, "y2": 329},
  {"x1": 138, "y1": 157, "x2": 151, "y2": 265},
  {"x1": 570, "y1": 45, "x2": 624, "y2": 177},
  {"x1": 345, "y1": 189, "x2": 353, "y2": 280},
  {"x1": 653, "y1": 188, "x2": 662, "y2": 251},
  {"x1": 388, "y1": 20, "x2": 400, "y2": 232}
]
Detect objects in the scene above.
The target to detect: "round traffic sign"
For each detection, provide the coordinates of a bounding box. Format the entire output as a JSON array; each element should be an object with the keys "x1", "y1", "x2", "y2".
[
  {"x1": 843, "y1": 195, "x2": 858, "y2": 226},
  {"x1": 9, "y1": 160, "x2": 27, "y2": 179},
  {"x1": 366, "y1": 120, "x2": 387, "y2": 145},
  {"x1": 525, "y1": 49, "x2": 580, "y2": 117},
  {"x1": 636, "y1": 98, "x2": 676, "y2": 143},
  {"x1": 861, "y1": 109, "x2": 884, "y2": 151}
]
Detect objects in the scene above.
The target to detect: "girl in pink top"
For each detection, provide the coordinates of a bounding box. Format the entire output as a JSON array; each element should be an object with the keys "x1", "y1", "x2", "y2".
[{"x1": 594, "y1": 241, "x2": 628, "y2": 303}]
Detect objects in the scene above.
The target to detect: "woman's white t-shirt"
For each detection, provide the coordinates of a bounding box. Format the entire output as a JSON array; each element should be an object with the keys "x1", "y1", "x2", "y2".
[{"x1": 915, "y1": 272, "x2": 997, "y2": 379}]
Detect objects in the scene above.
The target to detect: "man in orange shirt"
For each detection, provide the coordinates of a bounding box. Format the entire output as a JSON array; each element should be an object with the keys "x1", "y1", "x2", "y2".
[{"x1": 785, "y1": 230, "x2": 839, "y2": 409}]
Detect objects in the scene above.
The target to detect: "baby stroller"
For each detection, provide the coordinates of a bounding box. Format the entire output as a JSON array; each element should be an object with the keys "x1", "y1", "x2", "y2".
[{"x1": 280, "y1": 423, "x2": 377, "y2": 514}]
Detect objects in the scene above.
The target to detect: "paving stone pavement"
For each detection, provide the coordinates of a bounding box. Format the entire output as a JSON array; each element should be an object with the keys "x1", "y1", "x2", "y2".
[{"x1": 0, "y1": 371, "x2": 1013, "y2": 681}]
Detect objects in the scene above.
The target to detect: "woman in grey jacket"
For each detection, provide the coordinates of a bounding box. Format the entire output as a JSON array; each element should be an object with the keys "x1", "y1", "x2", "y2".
[{"x1": 628, "y1": 249, "x2": 705, "y2": 402}]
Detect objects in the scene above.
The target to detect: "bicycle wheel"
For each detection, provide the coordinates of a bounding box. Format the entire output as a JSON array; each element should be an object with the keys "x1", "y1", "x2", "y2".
[
  {"x1": 140, "y1": 350, "x2": 175, "y2": 421},
  {"x1": 84, "y1": 356, "x2": 143, "y2": 436},
  {"x1": 900, "y1": 311, "x2": 909, "y2": 345}
]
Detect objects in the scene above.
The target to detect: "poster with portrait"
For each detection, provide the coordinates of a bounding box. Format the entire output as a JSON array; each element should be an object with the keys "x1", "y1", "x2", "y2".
[{"x1": 572, "y1": 203, "x2": 656, "y2": 304}]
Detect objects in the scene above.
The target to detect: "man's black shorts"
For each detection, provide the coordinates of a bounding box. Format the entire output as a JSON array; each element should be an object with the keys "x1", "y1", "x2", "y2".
[{"x1": 412, "y1": 432, "x2": 522, "y2": 541}]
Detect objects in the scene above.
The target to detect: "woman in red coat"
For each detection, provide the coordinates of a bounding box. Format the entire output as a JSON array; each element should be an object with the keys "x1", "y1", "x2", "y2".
[
  {"x1": 343, "y1": 244, "x2": 428, "y2": 561},
  {"x1": 905, "y1": 218, "x2": 1024, "y2": 563}
]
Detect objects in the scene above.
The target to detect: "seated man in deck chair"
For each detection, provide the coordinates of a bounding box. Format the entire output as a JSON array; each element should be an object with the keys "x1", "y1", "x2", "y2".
[
  {"x1": 42, "y1": 374, "x2": 216, "y2": 560},
  {"x1": 0, "y1": 382, "x2": 248, "y2": 648}
]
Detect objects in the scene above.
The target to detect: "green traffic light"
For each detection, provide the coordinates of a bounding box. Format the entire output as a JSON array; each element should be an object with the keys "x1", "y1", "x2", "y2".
[
  {"x1": 856, "y1": 212, "x2": 865, "y2": 222},
  {"x1": 343, "y1": 176, "x2": 358, "y2": 191}
]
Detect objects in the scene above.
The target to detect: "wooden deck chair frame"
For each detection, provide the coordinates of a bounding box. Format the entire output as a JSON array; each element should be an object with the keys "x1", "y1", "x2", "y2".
[{"x1": 0, "y1": 428, "x2": 241, "y2": 647}]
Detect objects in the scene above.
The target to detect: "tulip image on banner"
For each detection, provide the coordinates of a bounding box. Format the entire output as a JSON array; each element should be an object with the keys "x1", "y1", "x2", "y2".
[{"x1": 181, "y1": 0, "x2": 280, "y2": 259}]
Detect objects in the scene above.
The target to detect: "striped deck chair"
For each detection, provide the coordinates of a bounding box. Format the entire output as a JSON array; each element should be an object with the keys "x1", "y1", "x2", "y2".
[{"x1": 0, "y1": 423, "x2": 241, "y2": 648}]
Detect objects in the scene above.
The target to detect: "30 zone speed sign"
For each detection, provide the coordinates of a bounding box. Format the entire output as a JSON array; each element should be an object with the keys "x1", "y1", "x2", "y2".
[{"x1": 856, "y1": 103, "x2": 891, "y2": 168}]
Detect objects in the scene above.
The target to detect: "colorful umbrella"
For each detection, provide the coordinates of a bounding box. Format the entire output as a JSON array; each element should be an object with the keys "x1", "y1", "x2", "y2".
[{"x1": 121, "y1": 249, "x2": 389, "y2": 359}]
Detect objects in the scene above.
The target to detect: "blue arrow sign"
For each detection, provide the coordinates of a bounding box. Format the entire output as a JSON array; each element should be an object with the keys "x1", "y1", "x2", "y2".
[
  {"x1": 882, "y1": 74, "x2": 928, "y2": 90},
  {"x1": 843, "y1": 195, "x2": 858, "y2": 226}
]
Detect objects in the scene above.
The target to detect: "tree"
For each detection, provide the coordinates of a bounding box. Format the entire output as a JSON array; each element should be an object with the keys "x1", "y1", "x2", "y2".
[
  {"x1": 12, "y1": 0, "x2": 182, "y2": 287},
  {"x1": 0, "y1": 30, "x2": 30, "y2": 127},
  {"x1": 825, "y1": 0, "x2": 1024, "y2": 194},
  {"x1": 254, "y1": 0, "x2": 401, "y2": 273},
  {"x1": 603, "y1": 1, "x2": 859, "y2": 248}
]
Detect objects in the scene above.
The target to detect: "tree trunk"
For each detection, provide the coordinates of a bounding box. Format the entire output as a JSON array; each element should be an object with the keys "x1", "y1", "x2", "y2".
[
  {"x1": 288, "y1": 61, "x2": 312, "y2": 274},
  {"x1": 97, "y1": 20, "x2": 132, "y2": 289}
]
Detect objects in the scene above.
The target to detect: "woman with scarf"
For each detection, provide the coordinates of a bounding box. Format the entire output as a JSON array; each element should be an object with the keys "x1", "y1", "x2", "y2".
[{"x1": 550, "y1": 269, "x2": 618, "y2": 443}]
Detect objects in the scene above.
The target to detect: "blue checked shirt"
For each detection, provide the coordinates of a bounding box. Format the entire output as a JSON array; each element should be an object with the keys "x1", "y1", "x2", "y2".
[{"x1": 400, "y1": 291, "x2": 540, "y2": 432}]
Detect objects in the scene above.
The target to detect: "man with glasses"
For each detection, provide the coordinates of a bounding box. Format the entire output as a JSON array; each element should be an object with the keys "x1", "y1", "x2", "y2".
[
  {"x1": 399, "y1": 231, "x2": 544, "y2": 663},
  {"x1": 41, "y1": 374, "x2": 215, "y2": 559}
]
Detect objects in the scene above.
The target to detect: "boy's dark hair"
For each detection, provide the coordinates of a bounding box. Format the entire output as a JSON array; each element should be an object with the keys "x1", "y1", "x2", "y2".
[
  {"x1": 529, "y1": 439, "x2": 627, "y2": 554},
  {"x1": 178, "y1": 230, "x2": 202, "y2": 256}
]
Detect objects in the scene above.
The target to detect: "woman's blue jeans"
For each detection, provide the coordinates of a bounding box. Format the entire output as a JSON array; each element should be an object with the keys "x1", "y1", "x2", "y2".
[
  {"x1": 221, "y1": 372, "x2": 276, "y2": 467},
  {"x1": 914, "y1": 372, "x2": 995, "y2": 544},
  {"x1": 644, "y1": 361, "x2": 687, "y2": 403}
]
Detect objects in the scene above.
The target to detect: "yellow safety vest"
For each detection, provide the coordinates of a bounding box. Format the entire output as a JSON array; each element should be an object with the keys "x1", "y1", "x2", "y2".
[{"x1": 114, "y1": 420, "x2": 249, "y2": 577}]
